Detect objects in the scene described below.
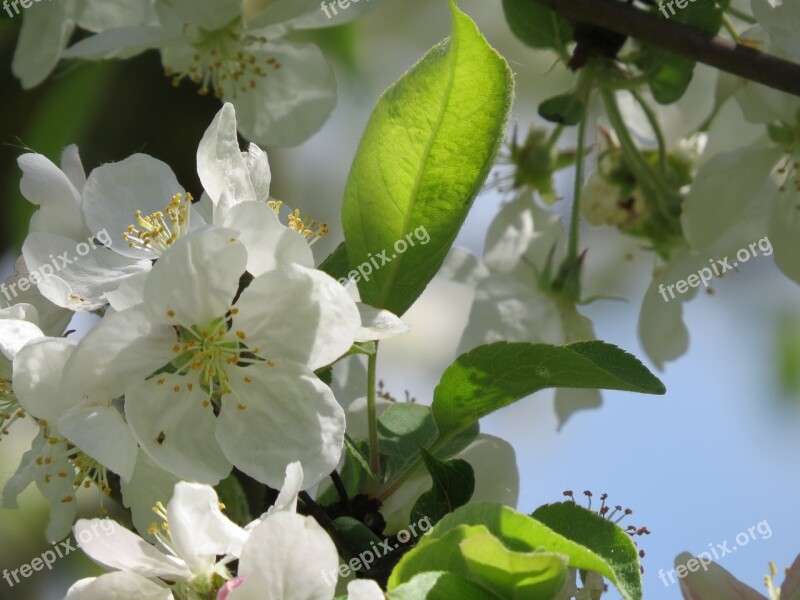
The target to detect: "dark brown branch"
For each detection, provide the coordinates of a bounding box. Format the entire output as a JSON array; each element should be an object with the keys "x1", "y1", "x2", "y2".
[{"x1": 532, "y1": 0, "x2": 800, "y2": 98}]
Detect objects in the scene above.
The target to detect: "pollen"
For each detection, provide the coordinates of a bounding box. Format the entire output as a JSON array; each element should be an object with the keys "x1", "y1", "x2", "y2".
[
  {"x1": 268, "y1": 200, "x2": 329, "y2": 245},
  {"x1": 124, "y1": 194, "x2": 193, "y2": 256},
  {"x1": 237, "y1": 403, "x2": 247, "y2": 410},
  {"x1": 167, "y1": 310, "x2": 176, "y2": 318}
]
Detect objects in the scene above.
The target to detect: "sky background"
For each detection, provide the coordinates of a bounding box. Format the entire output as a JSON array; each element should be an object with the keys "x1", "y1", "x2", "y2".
[{"x1": 1, "y1": 0, "x2": 798, "y2": 598}]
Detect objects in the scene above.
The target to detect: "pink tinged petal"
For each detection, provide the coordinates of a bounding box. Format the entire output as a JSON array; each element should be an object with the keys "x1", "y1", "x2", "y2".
[
  {"x1": 82, "y1": 154, "x2": 187, "y2": 261},
  {"x1": 218, "y1": 576, "x2": 247, "y2": 600},
  {"x1": 58, "y1": 404, "x2": 139, "y2": 483},
  {"x1": 229, "y1": 41, "x2": 337, "y2": 147},
  {"x1": 62, "y1": 305, "x2": 176, "y2": 401},
  {"x1": 65, "y1": 571, "x2": 174, "y2": 600},
  {"x1": 222, "y1": 202, "x2": 314, "y2": 275},
  {"x1": 167, "y1": 482, "x2": 248, "y2": 570},
  {"x1": 197, "y1": 103, "x2": 257, "y2": 218},
  {"x1": 18, "y1": 152, "x2": 85, "y2": 239},
  {"x1": 215, "y1": 360, "x2": 345, "y2": 489},
  {"x1": 674, "y1": 552, "x2": 766, "y2": 600},
  {"x1": 234, "y1": 264, "x2": 360, "y2": 370},
  {"x1": 126, "y1": 373, "x2": 232, "y2": 485},
  {"x1": 13, "y1": 337, "x2": 77, "y2": 423},
  {"x1": 74, "y1": 518, "x2": 190, "y2": 580},
  {"x1": 233, "y1": 512, "x2": 339, "y2": 600},
  {"x1": 143, "y1": 228, "x2": 246, "y2": 329}
]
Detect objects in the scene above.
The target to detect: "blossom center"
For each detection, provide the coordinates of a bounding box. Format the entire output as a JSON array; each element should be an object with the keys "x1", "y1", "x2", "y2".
[
  {"x1": 268, "y1": 200, "x2": 329, "y2": 245},
  {"x1": 165, "y1": 24, "x2": 282, "y2": 99},
  {"x1": 0, "y1": 374, "x2": 25, "y2": 437},
  {"x1": 123, "y1": 193, "x2": 193, "y2": 255}
]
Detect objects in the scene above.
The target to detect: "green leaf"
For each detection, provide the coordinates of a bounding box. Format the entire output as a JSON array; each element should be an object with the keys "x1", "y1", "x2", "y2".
[
  {"x1": 334, "y1": 516, "x2": 384, "y2": 562},
  {"x1": 538, "y1": 93, "x2": 585, "y2": 126},
  {"x1": 342, "y1": 0, "x2": 513, "y2": 316},
  {"x1": 214, "y1": 474, "x2": 252, "y2": 526},
  {"x1": 532, "y1": 502, "x2": 643, "y2": 600},
  {"x1": 638, "y1": 1, "x2": 727, "y2": 104},
  {"x1": 460, "y1": 533, "x2": 569, "y2": 599},
  {"x1": 317, "y1": 437, "x2": 372, "y2": 506},
  {"x1": 389, "y1": 503, "x2": 641, "y2": 600},
  {"x1": 387, "y1": 571, "x2": 502, "y2": 600},
  {"x1": 378, "y1": 404, "x2": 439, "y2": 476},
  {"x1": 319, "y1": 242, "x2": 351, "y2": 281},
  {"x1": 432, "y1": 341, "x2": 666, "y2": 438},
  {"x1": 410, "y1": 449, "x2": 475, "y2": 528},
  {"x1": 501, "y1": 0, "x2": 572, "y2": 54}
]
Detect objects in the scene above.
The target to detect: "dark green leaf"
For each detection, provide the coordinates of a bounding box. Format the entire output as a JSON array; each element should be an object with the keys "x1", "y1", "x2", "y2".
[
  {"x1": 410, "y1": 449, "x2": 475, "y2": 528},
  {"x1": 432, "y1": 341, "x2": 665, "y2": 437},
  {"x1": 538, "y1": 93, "x2": 585, "y2": 126},
  {"x1": 501, "y1": 0, "x2": 572, "y2": 54}
]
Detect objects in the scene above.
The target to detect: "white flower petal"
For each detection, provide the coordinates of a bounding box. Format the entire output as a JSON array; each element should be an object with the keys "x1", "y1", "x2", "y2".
[
  {"x1": 62, "y1": 305, "x2": 176, "y2": 401},
  {"x1": 120, "y1": 453, "x2": 180, "y2": 545},
  {"x1": 233, "y1": 512, "x2": 339, "y2": 600},
  {"x1": 75, "y1": 518, "x2": 190, "y2": 580},
  {"x1": 752, "y1": 0, "x2": 800, "y2": 59},
  {"x1": 105, "y1": 271, "x2": 149, "y2": 312},
  {"x1": 346, "y1": 579, "x2": 387, "y2": 600},
  {"x1": 63, "y1": 25, "x2": 180, "y2": 60},
  {"x1": 483, "y1": 193, "x2": 536, "y2": 272},
  {"x1": 58, "y1": 404, "x2": 139, "y2": 482},
  {"x1": 143, "y1": 228, "x2": 246, "y2": 328},
  {"x1": 230, "y1": 41, "x2": 337, "y2": 147},
  {"x1": 21, "y1": 232, "x2": 149, "y2": 310},
  {"x1": 355, "y1": 304, "x2": 409, "y2": 342},
  {"x1": 11, "y1": 1, "x2": 75, "y2": 89},
  {"x1": 169, "y1": 0, "x2": 241, "y2": 30},
  {"x1": 216, "y1": 360, "x2": 345, "y2": 489},
  {"x1": 681, "y1": 141, "x2": 781, "y2": 255},
  {"x1": 126, "y1": 373, "x2": 232, "y2": 484},
  {"x1": 675, "y1": 551, "x2": 765, "y2": 599},
  {"x1": 197, "y1": 103, "x2": 257, "y2": 219},
  {"x1": 439, "y1": 247, "x2": 490, "y2": 287},
  {"x1": 270, "y1": 461, "x2": 304, "y2": 514},
  {"x1": 82, "y1": 154, "x2": 186, "y2": 260},
  {"x1": 65, "y1": 572, "x2": 173, "y2": 600},
  {"x1": 221, "y1": 202, "x2": 314, "y2": 275},
  {"x1": 289, "y1": 0, "x2": 388, "y2": 29},
  {"x1": 768, "y1": 183, "x2": 800, "y2": 284},
  {"x1": 243, "y1": 143, "x2": 272, "y2": 201},
  {"x1": 0, "y1": 315, "x2": 43, "y2": 360},
  {"x1": 3, "y1": 257, "x2": 76, "y2": 336},
  {"x1": 13, "y1": 337, "x2": 76, "y2": 423},
  {"x1": 78, "y1": 0, "x2": 158, "y2": 32},
  {"x1": 638, "y1": 249, "x2": 707, "y2": 369},
  {"x1": 18, "y1": 152, "x2": 85, "y2": 239},
  {"x1": 234, "y1": 264, "x2": 360, "y2": 370},
  {"x1": 167, "y1": 482, "x2": 247, "y2": 570},
  {"x1": 60, "y1": 145, "x2": 86, "y2": 193}
]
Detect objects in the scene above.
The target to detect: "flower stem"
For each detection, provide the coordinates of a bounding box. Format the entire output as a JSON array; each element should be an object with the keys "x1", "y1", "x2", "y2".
[
  {"x1": 367, "y1": 349, "x2": 380, "y2": 479},
  {"x1": 568, "y1": 112, "x2": 588, "y2": 263},
  {"x1": 630, "y1": 88, "x2": 668, "y2": 177}
]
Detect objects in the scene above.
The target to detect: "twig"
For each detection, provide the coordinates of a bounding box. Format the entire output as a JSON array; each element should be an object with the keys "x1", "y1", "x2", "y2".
[{"x1": 532, "y1": 0, "x2": 800, "y2": 98}]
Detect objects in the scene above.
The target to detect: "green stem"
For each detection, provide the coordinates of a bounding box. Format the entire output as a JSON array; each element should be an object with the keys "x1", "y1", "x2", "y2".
[
  {"x1": 367, "y1": 349, "x2": 380, "y2": 479},
  {"x1": 600, "y1": 87, "x2": 674, "y2": 222},
  {"x1": 630, "y1": 88, "x2": 668, "y2": 177},
  {"x1": 721, "y1": 14, "x2": 739, "y2": 42},
  {"x1": 567, "y1": 112, "x2": 588, "y2": 263},
  {"x1": 726, "y1": 6, "x2": 756, "y2": 24},
  {"x1": 545, "y1": 124, "x2": 565, "y2": 151}
]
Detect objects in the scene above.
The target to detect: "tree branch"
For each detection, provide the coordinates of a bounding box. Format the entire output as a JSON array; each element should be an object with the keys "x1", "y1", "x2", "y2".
[{"x1": 532, "y1": 0, "x2": 800, "y2": 98}]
